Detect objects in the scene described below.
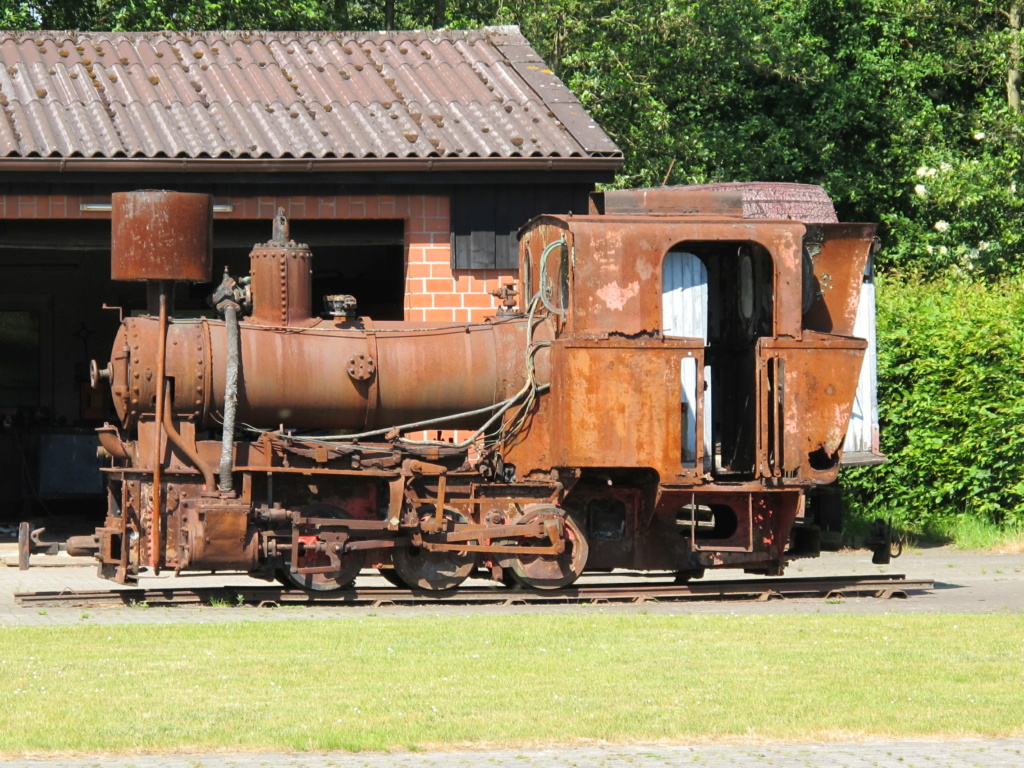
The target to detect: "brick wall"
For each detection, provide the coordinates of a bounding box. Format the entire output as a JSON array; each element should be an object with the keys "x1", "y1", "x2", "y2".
[{"x1": 0, "y1": 192, "x2": 518, "y2": 322}]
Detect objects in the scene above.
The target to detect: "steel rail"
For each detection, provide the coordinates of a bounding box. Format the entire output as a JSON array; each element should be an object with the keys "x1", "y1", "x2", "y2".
[{"x1": 14, "y1": 575, "x2": 933, "y2": 609}]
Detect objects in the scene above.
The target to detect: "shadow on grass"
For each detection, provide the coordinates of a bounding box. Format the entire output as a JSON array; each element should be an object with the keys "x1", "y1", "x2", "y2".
[{"x1": 844, "y1": 507, "x2": 1024, "y2": 552}]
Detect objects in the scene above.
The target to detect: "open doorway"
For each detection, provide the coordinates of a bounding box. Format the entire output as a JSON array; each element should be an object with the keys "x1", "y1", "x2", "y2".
[
  {"x1": 177, "y1": 219, "x2": 407, "y2": 321},
  {"x1": 662, "y1": 240, "x2": 774, "y2": 480}
]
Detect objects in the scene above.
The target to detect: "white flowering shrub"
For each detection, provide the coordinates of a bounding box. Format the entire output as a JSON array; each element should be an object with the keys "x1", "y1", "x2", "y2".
[{"x1": 881, "y1": 123, "x2": 1024, "y2": 276}]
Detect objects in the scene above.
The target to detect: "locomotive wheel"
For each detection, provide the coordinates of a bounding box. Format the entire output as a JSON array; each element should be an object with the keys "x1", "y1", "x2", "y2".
[
  {"x1": 282, "y1": 503, "x2": 363, "y2": 592},
  {"x1": 373, "y1": 550, "x2": 410, "y2": 587},
  {"x1": 502, "y1": 505, "x2": 588, "y2": 590},
  {"x1": 393, "y1": 508, "x2": 476, "y2": 591}
]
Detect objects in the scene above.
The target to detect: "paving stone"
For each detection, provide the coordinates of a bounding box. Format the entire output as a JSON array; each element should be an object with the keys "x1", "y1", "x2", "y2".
[{"x1": 2, "y1": 742, "x2": 1024, "y2": 768}]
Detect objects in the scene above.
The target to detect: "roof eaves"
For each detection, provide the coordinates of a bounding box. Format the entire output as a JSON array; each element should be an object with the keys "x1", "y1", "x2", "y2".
[{"x1": 0, "y1": 155, "x2": 623, "y2": 172}]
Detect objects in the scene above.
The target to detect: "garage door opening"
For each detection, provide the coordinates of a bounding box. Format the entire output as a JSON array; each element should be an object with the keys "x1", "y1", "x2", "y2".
[
  {"x1": 0, "y1": 216, "x2": 408, "y2": 523},
  {"x1": 177, "y1": 219, "x2": 407, "y2": 321}
]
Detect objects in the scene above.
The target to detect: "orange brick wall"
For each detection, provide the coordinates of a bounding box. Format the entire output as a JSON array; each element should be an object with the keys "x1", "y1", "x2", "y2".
[
  {"x1": 0, "y1": 192, "x2": 518, "y2": 322},
  {"x1": 399, "y1": 196, "x2": 516, "y2": 323}
]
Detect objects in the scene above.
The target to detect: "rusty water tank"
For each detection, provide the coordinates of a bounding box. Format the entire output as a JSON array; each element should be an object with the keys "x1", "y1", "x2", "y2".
[{"x1": 111, "y1": 190, "x2": 213, "y2": 282}]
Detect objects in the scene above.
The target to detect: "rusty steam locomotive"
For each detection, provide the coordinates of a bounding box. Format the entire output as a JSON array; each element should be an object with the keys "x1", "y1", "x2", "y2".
[{"x1": 30, "y1": 187, "x2": 877, "y2": 591}]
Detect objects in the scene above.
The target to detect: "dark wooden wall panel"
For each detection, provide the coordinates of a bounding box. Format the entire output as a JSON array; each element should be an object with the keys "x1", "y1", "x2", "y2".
[{"x1": 453, "y1": 184, "x2": 591, "y2": 269}]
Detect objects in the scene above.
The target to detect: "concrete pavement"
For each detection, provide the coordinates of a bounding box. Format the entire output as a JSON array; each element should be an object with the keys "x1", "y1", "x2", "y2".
[{"x1": 2, "y1": 741, "x2": 1024, "y2": 768}]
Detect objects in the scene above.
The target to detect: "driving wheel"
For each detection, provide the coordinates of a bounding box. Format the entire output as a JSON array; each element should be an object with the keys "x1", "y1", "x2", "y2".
[
  {"x1": 281, "y1": 503, "x2": 363, "y2": 591},
  {"x1": 393, "y1": 507, "x2": 476, "y2": 591},
  {"x1": 502, "y1": 505, "x2": 588, "y2": 590}
]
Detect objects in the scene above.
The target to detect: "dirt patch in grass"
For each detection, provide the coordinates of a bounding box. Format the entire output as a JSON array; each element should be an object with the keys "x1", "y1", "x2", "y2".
[{"x1": 994, "y1": 533, "x2": 1024, "y2": 554}]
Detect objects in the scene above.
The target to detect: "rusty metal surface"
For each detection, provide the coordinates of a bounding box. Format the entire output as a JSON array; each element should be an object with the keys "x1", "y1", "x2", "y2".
[
  {"x1": 508, "y1": 211, "x2": 872, "y2": 489},
  {"x1": 393, "y1": 509, "x2": 476, "y2": 590},
  {"x1": 180, "y1": 499, "x2": 258, "y2": 571},
  {"x1": 550, "y1": 339, "x2": 692, "y2": 475},
  {"x1": 594, "y1": 187, "x2": 745, "y2": 217},
  {"x1": 525, "y1": 216, "x2": 806, "y2": 339},
  {"x1": 672, "y1": 182, "x2": 840, "y2": 223},
  {"x1": 111, "y1": 190, "x2": 212, "y2": 282},
  {"x1": 594, "y1": 188, "x2": 878, "y2": 472},
  {"x1": 106, "y1": 314, "x2": 543, "y2": 431},
  {"x1": 0, "y1": 28, "x2": 620, "y2": 162},
  {"x1": 758, "y1": 336, "x2": 867, "y2": 482},
  {"x1": 17, "y1": 522, "x2": 30, "y2": 571},
  {"x1": 248, "y1": 230, "x2": 315, "y2": 328},
  {"x1": 76, "y1": 185, "x2": 876, "y2": 591},
  {"x1": 803, "y1": 223, "x2": 877, "y2": 336},
  {"x1": 593, "y1": 183, "x2": 838, "y2": 222},
  {"x1": 501, "y1": 506, "x2": 588, "y2": 589}
]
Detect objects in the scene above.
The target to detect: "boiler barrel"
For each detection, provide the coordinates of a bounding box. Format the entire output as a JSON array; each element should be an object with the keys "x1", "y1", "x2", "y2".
[{"x1": 108, "y1": 316, "x2": 549, "y2": 432}]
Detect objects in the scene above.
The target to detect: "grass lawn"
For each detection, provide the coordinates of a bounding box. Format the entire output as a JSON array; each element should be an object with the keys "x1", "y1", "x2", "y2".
[{"x1": 1, "y1": 612, "x2": 1022, "y2": 755}]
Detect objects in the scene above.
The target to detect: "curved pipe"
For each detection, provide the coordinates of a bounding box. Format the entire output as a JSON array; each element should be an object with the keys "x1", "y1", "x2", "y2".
[
  {"x1": 219, "y1": 302, "x2": 241, "y2": 494},
  {"x1": 96, "y1": 425, "x2": 129, "y2": 461},
  {"x1": 538, "y1": 239, "x2": 568, "y2": 316},
  {"x1": 162, "y1": 382, "x2": 216, "y2": 491}
]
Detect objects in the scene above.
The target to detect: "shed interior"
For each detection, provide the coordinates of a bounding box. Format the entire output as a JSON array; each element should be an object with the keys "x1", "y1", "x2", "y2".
[{"x1": 0, "y1": 216, "x2": 405, "y2": 522}]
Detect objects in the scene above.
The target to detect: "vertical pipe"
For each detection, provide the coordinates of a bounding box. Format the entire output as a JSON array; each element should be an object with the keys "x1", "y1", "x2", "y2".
[
  {"x1": 219, "y1": 302, "x2": 240, "y2": 494},
  {"x1": 151, "y1": 282, "x2": 169, "y2": 574}
]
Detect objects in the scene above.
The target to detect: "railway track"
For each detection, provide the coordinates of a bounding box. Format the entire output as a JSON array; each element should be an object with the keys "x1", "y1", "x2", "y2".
[{"x1": 14, "y1": 574, "x2": 933, "y2": 608}]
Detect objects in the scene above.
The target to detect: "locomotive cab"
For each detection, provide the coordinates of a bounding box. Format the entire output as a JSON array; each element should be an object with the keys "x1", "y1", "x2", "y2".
[
  {"x1": 510, "y1": 215, "x2": 870, "y2": 484},
  {"x1": 505, "y1": 211, "x2": 873, "y2": 574}
]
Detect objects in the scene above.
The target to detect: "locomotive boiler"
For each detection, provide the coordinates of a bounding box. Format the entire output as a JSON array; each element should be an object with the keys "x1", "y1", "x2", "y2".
[{"x1": 33, "y1": 187, "x2": 877, "y2": 591}]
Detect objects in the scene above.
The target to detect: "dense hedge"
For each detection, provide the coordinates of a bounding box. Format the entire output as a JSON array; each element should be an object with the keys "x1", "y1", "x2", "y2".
[{"x1": 843, "y1": 271, "x2": 1024, "y2": 528}]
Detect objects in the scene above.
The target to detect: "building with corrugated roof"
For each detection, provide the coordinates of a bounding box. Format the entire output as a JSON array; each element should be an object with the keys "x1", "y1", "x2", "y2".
[{"x1": 0, "y1": 26, "x2": 620, "y2": 517}]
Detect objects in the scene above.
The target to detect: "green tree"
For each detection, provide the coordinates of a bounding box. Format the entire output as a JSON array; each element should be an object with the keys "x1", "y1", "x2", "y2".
[
  {"x1": 463, "y1": 0, "x2": 1021, "y2": 275},
  {"x1": 0, "y1": 0, "x2": 511, "y2": 30}
]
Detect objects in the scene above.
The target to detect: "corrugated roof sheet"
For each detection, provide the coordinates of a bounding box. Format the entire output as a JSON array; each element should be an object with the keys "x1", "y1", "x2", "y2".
[{"x1": 0, "y1": 26, "x2": 621, "y2": 163}]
